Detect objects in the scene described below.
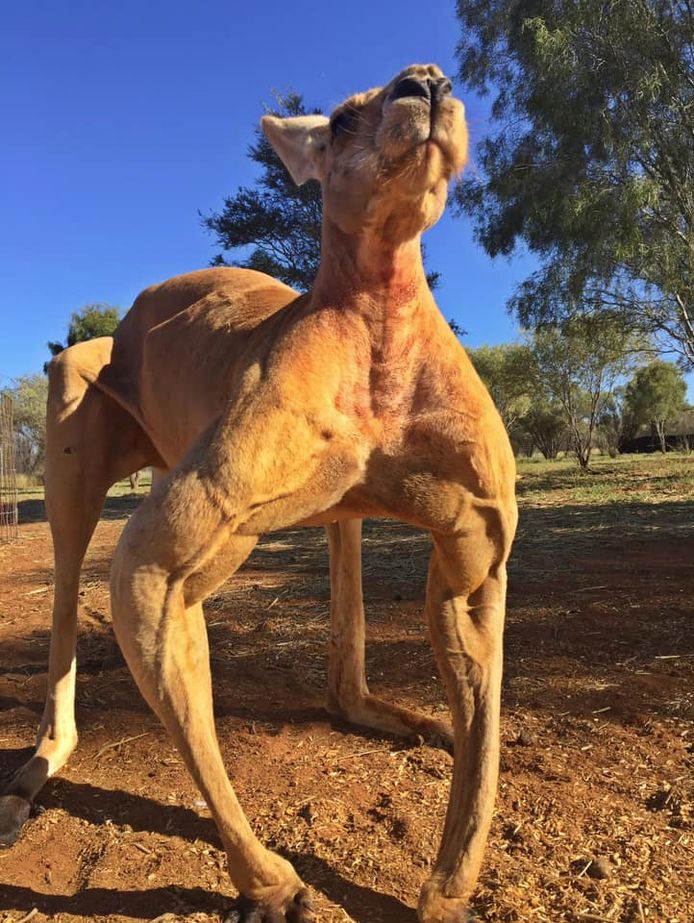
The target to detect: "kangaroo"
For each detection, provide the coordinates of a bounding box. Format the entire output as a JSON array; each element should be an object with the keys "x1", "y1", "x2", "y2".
[{"x1": 0, "y1": 64, "x2": 517, "y2": 922}]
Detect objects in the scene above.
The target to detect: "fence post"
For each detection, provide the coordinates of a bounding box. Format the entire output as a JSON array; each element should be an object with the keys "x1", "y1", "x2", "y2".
[{"x1": 0, "y1": 392, "x2": 19, "y2": 543}]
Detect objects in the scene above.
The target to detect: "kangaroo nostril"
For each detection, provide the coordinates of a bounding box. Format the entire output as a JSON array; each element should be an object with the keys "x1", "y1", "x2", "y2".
[
  {"x1": 431, "y1": 77, "x2": 453, "y2": 101},
  {"x1": 391, "y1": 76, "x2": 431, "y2": 103}
]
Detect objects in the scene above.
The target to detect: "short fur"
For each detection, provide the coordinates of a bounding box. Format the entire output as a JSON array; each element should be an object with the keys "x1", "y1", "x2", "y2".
[{"x1": 0, "y1": 65, "x2": 517, "y2": 922}]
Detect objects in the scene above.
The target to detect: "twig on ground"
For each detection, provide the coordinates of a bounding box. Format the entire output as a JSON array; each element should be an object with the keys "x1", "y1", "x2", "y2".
[
  {"x1": 336, "y1": 747, "x2": 391, "y2": 763},
  {"x1": 95, "y1": 732, "x2": 148, "y2": 760},
  {"x1": 16, "y1": 910, "x2": 39, "y2": 923}
]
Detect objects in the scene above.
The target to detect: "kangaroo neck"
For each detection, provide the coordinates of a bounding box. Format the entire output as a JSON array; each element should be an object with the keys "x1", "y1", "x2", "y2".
[{"x1": 309, "y1": 220, "x2": 432, "y2": 320}]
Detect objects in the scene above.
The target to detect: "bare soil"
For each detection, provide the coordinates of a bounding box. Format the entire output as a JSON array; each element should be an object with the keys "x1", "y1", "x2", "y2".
[{"x1": 1, "y1": 470, "x2": 692, "y2": 923}]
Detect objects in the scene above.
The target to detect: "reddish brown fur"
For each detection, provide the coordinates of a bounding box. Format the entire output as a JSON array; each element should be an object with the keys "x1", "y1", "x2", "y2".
[{"x1": 0, "y1": 65, "x2": 516, "y2": 923}]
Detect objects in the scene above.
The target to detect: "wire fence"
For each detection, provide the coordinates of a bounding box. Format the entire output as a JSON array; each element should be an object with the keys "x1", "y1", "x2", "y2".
[{"x1": 0, "y1": 392, "x2": 19, "y2": 543}]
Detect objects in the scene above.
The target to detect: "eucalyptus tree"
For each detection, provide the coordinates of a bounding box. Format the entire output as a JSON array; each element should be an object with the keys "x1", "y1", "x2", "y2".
[
  {"x1": 624, "y1": 359, "x2": 688, "y2": 451},
  {"x1": 467, "y1": 343, "x2": 534, "y2": 431},
  {"x1": 46, "y1": 304, "x2": 121, "y2": 372},
  {"x1": 529, "y1": 314, "x2": 641, "y2": 467},
  {"x1": 455, "y1": 0, "x2": 694, "y2": 364}
]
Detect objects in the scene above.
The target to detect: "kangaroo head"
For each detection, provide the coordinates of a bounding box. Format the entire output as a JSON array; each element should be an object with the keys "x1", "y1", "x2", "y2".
[{"x1": 262, "y1": 64, "x2": 468, "y2": 246}]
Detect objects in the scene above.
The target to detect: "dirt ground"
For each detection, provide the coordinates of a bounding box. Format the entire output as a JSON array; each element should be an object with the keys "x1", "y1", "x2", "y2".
[{"x1": 0, "y1": 467, "x2": 692, "y2": 922}]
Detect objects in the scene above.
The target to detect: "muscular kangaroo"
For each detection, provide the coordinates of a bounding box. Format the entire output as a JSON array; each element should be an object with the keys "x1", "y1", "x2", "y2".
[{"x1": 1, "y1": 65, "x2": 517, "y2": 922}]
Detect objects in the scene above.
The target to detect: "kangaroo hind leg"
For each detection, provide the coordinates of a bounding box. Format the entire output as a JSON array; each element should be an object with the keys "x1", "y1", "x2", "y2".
[{"x1": 0, "y1": 339, "x2": 157, "y2": 847}]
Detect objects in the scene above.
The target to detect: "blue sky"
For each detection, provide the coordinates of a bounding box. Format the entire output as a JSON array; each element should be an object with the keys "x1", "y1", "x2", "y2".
[{"x1": 2, "y1": 1, "x2": 691, "y2": 399}]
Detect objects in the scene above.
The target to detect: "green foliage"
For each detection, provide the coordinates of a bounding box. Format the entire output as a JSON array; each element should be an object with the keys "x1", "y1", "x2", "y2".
[
  {"x1": 204, "y1": 92, "x2": 323, "y2": 291},
  {"x1": 448, "y1": 319, "x2": 467, "y2": 339},
  {"x1": 528, "y1": 314, "x2": 641, "y2": 467},
  {"x1": 670, "y1": 405, "x2": 694, "y2": 451},
  {"x1": 65, "y1": 304, "x2": 121, "y2": 346},
  {"x1": 520, "y1": 397, "x2": 567, "y2": 459},
  {"x1": 202, "y1": 92, "x2": 442, "y2": 293},
  {"x1": 596, "y1": 387, "x2": 638, "y2": 457},
  {"x1": 46, "y1": 303, "x2": 121, "y2": 371},
  {"x1": 455, "y1": 0, "x2": 694, "y2": 365},
  {"x1": 624, "y1": 359, "x2": 688, "y2": 450},
  {"x1": 7, "y1": 374, "x2": 49, "y2": 474},
  {"x1": 465, "y1": 319, "x2": 649, "y2": 464},
  {"x1": 467, "y1": 343, "x2": 534, "y2": 429}
]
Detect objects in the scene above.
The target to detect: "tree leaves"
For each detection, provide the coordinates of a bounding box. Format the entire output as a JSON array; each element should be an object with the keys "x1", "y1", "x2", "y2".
[
  {"x1": 45, "y1": 304, "x2": 121, "y2": 372},
  {"x1": 624, "y1": 359, "x2": 688, "y2": 450},
  {"x1": 6, "y1": 374, "x2": 48, "y2": 474},
  {"x1": 455, "y1": 0, "x2": 694, "y2": 364}
]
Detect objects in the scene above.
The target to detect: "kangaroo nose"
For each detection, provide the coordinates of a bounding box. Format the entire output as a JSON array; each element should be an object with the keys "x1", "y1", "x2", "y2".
[
  {"x1": 391, "y1": 75, "x2": 431, "y2": 102},
  {"x1": 391, "y1": 75, "x2": 453, "y2": 103}
]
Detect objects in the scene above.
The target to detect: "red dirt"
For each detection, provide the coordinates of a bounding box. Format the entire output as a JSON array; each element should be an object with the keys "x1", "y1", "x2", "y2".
[{"x1": 0, "y1": 494, "x2": 692, "y2": 922}]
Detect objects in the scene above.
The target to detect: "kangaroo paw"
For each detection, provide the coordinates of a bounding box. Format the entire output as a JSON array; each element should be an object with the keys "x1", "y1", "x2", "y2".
[{"x1": 224, "y1": 888, "x2": 314, "y2": 923}]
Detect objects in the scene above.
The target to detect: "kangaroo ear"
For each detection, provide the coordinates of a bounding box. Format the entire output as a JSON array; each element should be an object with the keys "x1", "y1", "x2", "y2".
[{"x1": 261, "y1": 114, "x2": 331, "y2": 186}]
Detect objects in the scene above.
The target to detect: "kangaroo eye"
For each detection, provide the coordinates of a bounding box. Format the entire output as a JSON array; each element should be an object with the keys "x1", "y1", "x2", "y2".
[{"x1": 330, "y1": 109, "x2": 357, "y2": 139}]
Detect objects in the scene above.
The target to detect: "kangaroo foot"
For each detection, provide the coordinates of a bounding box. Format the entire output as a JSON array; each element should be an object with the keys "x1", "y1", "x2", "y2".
[
  {"x1": 406, "y1": 717, "x2": 454, "y2": 755},
  {"x1": 418, "y1": 877, "x2": 475, "y2": 923},
  {"x1": 327, "y1": 693, "x2": 454, "y2": 753},
  {"x1": 224, "y1": 889, "x2": 314, "y2": 923}
]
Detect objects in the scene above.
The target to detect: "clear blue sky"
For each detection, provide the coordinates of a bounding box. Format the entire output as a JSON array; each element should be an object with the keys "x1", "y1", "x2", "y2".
[{"x1": 2, "y1": 1, "x2": 691, "y2": 399}]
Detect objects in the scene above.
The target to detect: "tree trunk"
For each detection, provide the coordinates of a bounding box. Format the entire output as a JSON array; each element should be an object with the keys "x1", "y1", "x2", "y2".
[
  {"x1": 654, "y1": 421, "x2": 667, "y2": 454},
  {"x1": 570, "y1": 423, "x2": 592, "y2": 469}
]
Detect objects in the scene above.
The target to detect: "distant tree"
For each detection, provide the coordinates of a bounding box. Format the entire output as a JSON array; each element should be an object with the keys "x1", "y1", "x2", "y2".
[
  {"x1": 9, "y1": 374, "x2": 49, "y2": 474},
  {"x1": 596, "y1": 387, "x2": 640, "y2": 458},
  {"x1": 529, "y1": 314, "x2": 640, "y2": 468},
  {"x1": 467, "y1": 343, "x2": 534, "y2": 431},
  {"x1": 520, "y1": 398, "x2": 567, "y2": 460},
  {"x1": 624, "y1": 360, "x2": 688, "y2": 452},
  {"x1": 46, "y1": 303, "x2": 121, "y2": 371},
  {"x1": 670, "y1": 406, "x2": 694, "y2": 452},
  {"x1": 202, "y1": 92, "x2": 443, "y2": 294},
  {"x1": 455, "y1": 0, "x2": 694, "y2": 365}
]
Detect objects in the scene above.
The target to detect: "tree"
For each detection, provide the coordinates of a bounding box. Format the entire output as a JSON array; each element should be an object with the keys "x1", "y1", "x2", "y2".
[
  {"x1": 202, "y1": 92, "x2": 443, "y2": 293},
  {"x1": 529, "y1": 314, "x2": 640, "y2": 467},
  {"x1": 467, "y1": 343, "x2": 534, "y2": 430},
  {"x1": 596, "y1": 387, "x2": 638, "y2": 457},
  {"x1": 624, "y1": 360, "x2": 687, "y2": 451},
  {"x1": 670, "y1": 405, "x2": 694, "y2": 452},
  {"x1": 8, "y1": 374, "x2": 48, "y2": 474},
  {"x1": 520, "y1": 398, "x2": 567, "y2": 459},
  {"x1": 455, "y1": 0, "x2": 694, "y2": 365},
  {"x1": 46, "y1": 304, "x2": 121, "y2": 371}
]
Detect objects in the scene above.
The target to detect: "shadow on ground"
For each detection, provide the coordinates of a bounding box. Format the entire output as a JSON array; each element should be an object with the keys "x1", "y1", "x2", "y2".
[
  {"x1": 0, "y1": 770, "x2": 415, "y2": 922},
  {"x1": 19, "y1": 494, "x2": 144, "y2": 526}
]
